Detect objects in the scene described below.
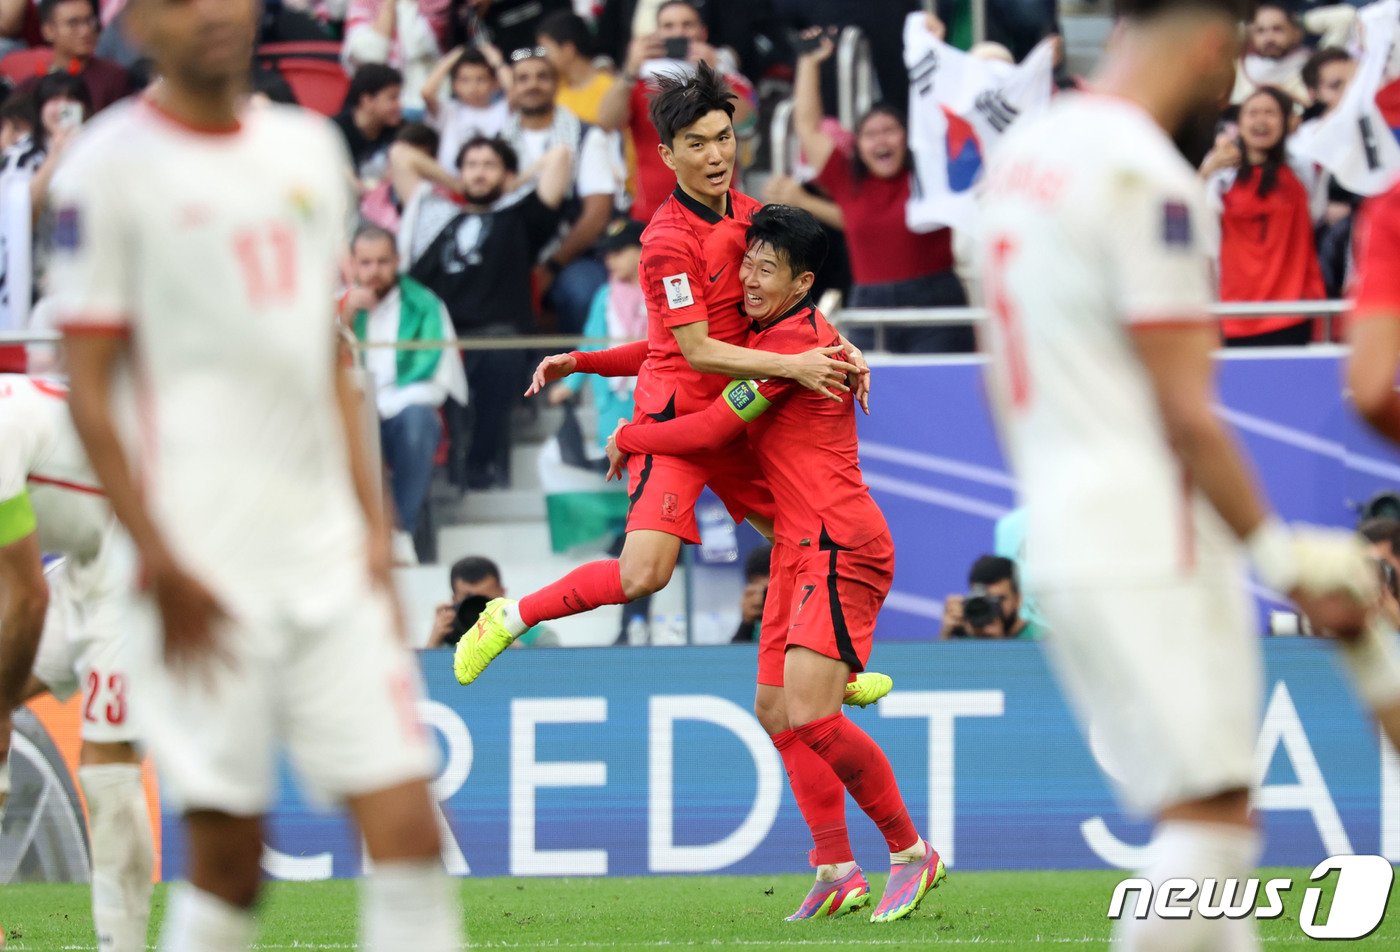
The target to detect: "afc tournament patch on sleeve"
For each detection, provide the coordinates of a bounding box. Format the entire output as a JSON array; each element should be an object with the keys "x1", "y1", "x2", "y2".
[
  {"x1": 663, "y1": 273, "x2": 695, "y2": 309},
  {"x1": 1161, "y1": 199, "x2": 1192, "y2": 248},
  {"x1": 54, "y1": 206, "x2": 81, "y2": 251}
]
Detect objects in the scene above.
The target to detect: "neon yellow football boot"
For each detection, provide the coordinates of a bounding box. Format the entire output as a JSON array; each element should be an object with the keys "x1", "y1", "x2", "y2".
[
  {"x1": 454, "y1": 597, "x2": 518, "y2": 685},
  {"x1": 843, "y1": 671, "x2": 894, "y2": 708}
]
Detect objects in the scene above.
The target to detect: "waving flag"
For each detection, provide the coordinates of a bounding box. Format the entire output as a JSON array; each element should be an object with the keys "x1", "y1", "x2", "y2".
[
  {"x1": 903, "y1": 13, "x2": 1055, "y2": 232},
  {"x1": 1292, "y1": 0, "x2": 1400, "y2": 196}
]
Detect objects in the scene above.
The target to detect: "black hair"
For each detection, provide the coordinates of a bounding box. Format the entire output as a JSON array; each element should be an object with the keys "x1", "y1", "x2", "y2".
[
  {"x1": 351, "y1": 222, "x2": 396, "y2": 250},
  {"x1": 537, "y1": 10, "x2": 594, "y2": 57},
  {"x1": 1302, "y1": 47, "x2": 1352, "y2": 92},
  {"x1": 656, "y1": 0, "x2": 703, "y2": 23},
  {"x1": 457, "y1": 135, "x2": 519, "y2": 173},
  {"x1": 744, "y1": 544, "x2": 773, "y2": 582},
  {"x1": 38, "y1": 0, "x2": 92, "y2": 25},
  {"x1": 745, "y1": 204, "x2": 828, "y2": 278},
  {"x1": 0, "y1": 90, "x2": 35, "y2": 129},
  {"x1": 1112, "y1": 0, "x2": 1251, "y2": 23},
  {"x1": 1360, "y1": 517, "x2": 1400, "y2": 553},
  {"x1": 852, "y1": 104, "x2": 913, "y2": 185},
  {"x1": 1251, "y1": 1, "x2": 1298, "y2": 25},
  {"x1": 32, "y1": 72, "x2": 90, "y2": 150},
  {"x1": 1235, "y1": 85, "x2": 1292, "y2": 198},
  {"x1": 451, "y1": 556, "x2": 502, "y2": 588},
  {"x1": 251, "y1": 66, "x2": 297, "y2": 105},
  {"x1": 344, "y1": 63, "x2": 403, "y2": 112},
  {"x1": 648, "y1": 60, "x2": 735, "y2": 147},
  {"x1": 451, "y1": 48, "x2": 494, "y2": 83},
  {"x1": 969, "y1": 555, "x2": 1018, "y2": 591},
  {"x1": 394, "y1": 121, "x2": 440, "y2": 156}
]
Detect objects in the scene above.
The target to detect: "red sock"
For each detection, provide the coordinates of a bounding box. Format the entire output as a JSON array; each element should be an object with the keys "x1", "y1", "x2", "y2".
[
  {"x1": 518, "y1": 560, "x2": 626, "y2": 627},
  {"x1": 772, "y1": 729, "x2": 852, "y2": 866},
  {"x1": 793, "y1": 712, "x2": 919, "y2": 854}
]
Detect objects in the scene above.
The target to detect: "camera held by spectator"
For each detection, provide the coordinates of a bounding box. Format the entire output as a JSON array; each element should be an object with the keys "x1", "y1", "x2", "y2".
[{"x1": 940, "y1": 555, "x2": 1036, "y2": 640}]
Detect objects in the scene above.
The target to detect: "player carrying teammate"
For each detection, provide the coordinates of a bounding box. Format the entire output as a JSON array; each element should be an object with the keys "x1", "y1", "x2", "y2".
[
  {"x1": 454, "y1": 62, "x2": 867, "y2": 685},
  {"x1": 51, "y1": 2, "x2": 461, "y2": 950},
  {"x1": 604, "y1": 206, "x2": 944, "y2": 924},
  {"x1": 0, "y1": 375, "x2": 152, "y2": 952},
  {"x1": 978, "y1": 0, "x2": 1377, "y2": 948}
]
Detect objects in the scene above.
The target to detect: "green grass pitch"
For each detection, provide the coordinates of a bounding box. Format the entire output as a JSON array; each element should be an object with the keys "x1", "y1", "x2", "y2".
[{"x1": 3, "y1": 868, "x2": 1397, "y2": 950}]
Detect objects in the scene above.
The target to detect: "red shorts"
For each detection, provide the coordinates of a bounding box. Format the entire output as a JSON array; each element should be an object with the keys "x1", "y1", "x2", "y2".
[
  {"x1": 757, "y1": 532, "x2": 895, "y2": 687},
  {"x1": 624, "y1": 444, "x2": 774, "y2": 544}
]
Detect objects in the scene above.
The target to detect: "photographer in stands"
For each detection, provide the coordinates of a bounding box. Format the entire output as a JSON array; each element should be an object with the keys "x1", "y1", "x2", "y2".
[
  {"x1": 939, "y1": 555, "x2": 1040, "y2": 640},
  {"x1": 427, "y1": 556, "x2": 559, "y2": 648}
]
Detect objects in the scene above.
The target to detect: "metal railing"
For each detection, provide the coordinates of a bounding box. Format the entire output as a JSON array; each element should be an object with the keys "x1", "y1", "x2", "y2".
[
  {"x1": 3, "y1": 301, "x2": 1352, "y2": 355},
  {"x1": 836, "y1": 26, "x2": 878, "y2": 133}
]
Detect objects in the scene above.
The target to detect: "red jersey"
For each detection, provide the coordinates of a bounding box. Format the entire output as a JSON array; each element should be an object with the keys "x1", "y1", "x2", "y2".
[
  {"x1": 1352, "y1": 178, "x2": 1400, "y2": 321},
  {"x1": 634, "y1": 186, "x2": 763, "y2": 419},
  {"x1": 1216, "y1": 166, "x2": 1325, "y2": 339},
  {"x1": 815, "y1": 150, "x2": 954, "y2": 285},
  {"x1": 616, "y1": 300, "x2": 887, "y2": 551}
]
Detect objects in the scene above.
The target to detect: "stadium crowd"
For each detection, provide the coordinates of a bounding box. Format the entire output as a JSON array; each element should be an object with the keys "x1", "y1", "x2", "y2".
[{"x1": 0, "y1": 0, "x2": 1386, "y2": 535}]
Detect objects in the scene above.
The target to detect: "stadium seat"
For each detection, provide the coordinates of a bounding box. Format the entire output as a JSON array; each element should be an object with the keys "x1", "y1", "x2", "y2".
[
  {"x1": 0, "y1": 47, "x2": 54, "y2": 84},
  {"x1": 255, "y1": 41, "x2": 343, "y2": 64},
  {"x1": 271, "y1": 59, "x2": 350, "y2": 117}
]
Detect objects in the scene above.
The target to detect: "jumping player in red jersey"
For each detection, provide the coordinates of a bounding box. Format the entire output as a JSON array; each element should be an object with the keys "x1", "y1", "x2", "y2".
[
  {"x1": 1338, "y1": 181, "x2": 1400, "y2": 752},
  {"x1": 455, "y1": 63, "x2": 871, "y2": 684},
  {"x1": 603, "y1": 206, "x2": 945, "y2": 924}
]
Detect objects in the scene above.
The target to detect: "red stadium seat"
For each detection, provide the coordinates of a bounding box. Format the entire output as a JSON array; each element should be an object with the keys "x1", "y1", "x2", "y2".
[
  {"x1": 0, "y1": 47, "x2": 55, "y2": 85},
  {"x1": 273, "y1": 59, "x2": 350, "y2": 117}
]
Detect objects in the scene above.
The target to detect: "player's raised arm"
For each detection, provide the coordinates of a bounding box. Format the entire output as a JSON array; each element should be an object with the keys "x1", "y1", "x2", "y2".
[
  {"x1": 524, "y1": 340, "x2": 650, "y2": 397},
  {"x1": 609, "y1": 378, "x2": 763, "y2": 467}
]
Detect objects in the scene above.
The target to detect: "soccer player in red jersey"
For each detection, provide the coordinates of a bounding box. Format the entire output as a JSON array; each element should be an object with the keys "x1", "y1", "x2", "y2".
[
  {"x1": 1339, "y1": 181, "x2": 1400, "y2": 751},
  {"x1": 604, "y1": 206, "x2": 945, "y2": 923},
  {"x1": 455, "y1": 63, "x2": 866, "y2": 683}
]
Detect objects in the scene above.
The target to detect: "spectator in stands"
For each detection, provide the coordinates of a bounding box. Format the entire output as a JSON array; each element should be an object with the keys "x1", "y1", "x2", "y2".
[
  {"x1": 537, "y1": 10, "x2": 615, "y2": 125},
  {"x1": 398, "y1": 136, "x2": 571, "y2": 489},
  {"x1": 730, "y1": 544, "x2": 772, "y2": 643},
  {"x1": 1301, "y1": 48, "x2": 1359, "y2": 299},
  {"x1": 335, "y1": 63, "x2": 404, "y2": 189},
  {"x1": 340, "y1": 224, "x2": 466, "y2": 558},
  {"x1": 792, "y1": 29, "x2": 971, "y2": 353},
  {"x1": 597, "y1": 0, "x2": 756, "y2": 223},
  {"x1": 428, "y1": 556, "x2": 559, "y2": 648},
  {"x1": 10, "y1": 0, "x2": 129, "y2": 113},
  {"x1": 548, "y1": 217, "x2": 644, "y2": 450},
  {"x1": 769, "y1": 0, "x2": 920, "y2": 117},
  {"x1": 361, "y1": 122, "x2": 447, "y2": 231},
  {"x1": 421, "y1": 46, "x2": 508, "y2": 169},
  {"x1": 1201, "y1": 86, "x2": 1326, "y2": 346},
  {"x1": 1360, "y1": 518, "x2": 1400, "y2": 632},
  {"x1": 0, "y1": 73, "x2": 86, "y2": 334},
  {"x1": 503, "y1": 48, "x2": 618, "y2": 335},
  {"x1": 0, "y1": 0, "x2": 30, "y2": 58},
  {"x1": 939, "y1": 555, "x2": 1039, "y2": 640},
  {"x1": 474, "y1": 0, "x2": 569, "y2": 64},
  {"x1": 343, "y1": 0, "x2": 446, "y2": 115},
  {"x1": 1231, "y1": 2, "x2": 1354, "y2": 107}
]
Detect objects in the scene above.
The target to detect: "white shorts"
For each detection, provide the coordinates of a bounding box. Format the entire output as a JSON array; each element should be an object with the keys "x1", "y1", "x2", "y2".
[
  {"x1": 1038, "y1": 571, "x2": 1262, "y2": 817},
  {"x1": 131, "y1": 583, "x2": 435, "y2": 816},
  {"x1": 31, "y1": 558, "x2": 139, "y2": 745}
]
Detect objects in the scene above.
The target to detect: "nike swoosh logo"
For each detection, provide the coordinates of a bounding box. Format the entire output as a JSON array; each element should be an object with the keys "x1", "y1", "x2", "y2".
[{"x1": 709, "y1": 265, "x2": 727, "y2": 283}]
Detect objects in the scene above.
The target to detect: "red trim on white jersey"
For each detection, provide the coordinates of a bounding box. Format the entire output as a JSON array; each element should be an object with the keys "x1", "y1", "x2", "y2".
[
  {"x1": 139, "y1": 95, "x2": 243, "y2": 137},
  {"x1": 58, "y1": 320, "x2": 131, "y2": 336},
  {"x1": 28, "y1": 474, "x2": 105, "y2": 497}
]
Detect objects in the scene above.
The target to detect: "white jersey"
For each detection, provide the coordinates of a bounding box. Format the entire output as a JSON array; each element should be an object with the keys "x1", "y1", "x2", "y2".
[
  {"x1": 46, "y1": 98, "x2": 366, "y2": 606},
  {"x1": 0, "y1": 374, "x2": 108, "y2": 562},
  {"x1": 977, "y1": 94, "x2": 1235, "y2": 586}
]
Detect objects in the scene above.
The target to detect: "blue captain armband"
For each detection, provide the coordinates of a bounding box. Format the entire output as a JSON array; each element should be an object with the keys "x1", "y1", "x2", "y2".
[{"x1": 722, "y1": 380, "x2": 772, "y2": 422}]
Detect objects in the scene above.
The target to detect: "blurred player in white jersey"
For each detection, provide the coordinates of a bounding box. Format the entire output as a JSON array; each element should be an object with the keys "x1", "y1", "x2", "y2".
[
  {"x1": 48, "y1": 2, "x2": 461, "y2": 951},
  {"x1": 979, "y1": 0, "x2": 1376, "y2": 948},
  {"x1": 0, "y1": 374, "x2": 152, "y2": 952}
]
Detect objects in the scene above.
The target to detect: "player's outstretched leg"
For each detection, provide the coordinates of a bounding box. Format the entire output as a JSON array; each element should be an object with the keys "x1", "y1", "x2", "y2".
[
  {"x1": 79, "y1": 758, "x2": 154, "y2": 952},
  {"x1": 455, "y1": 531, "x2": 681, "y2": 684}
]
